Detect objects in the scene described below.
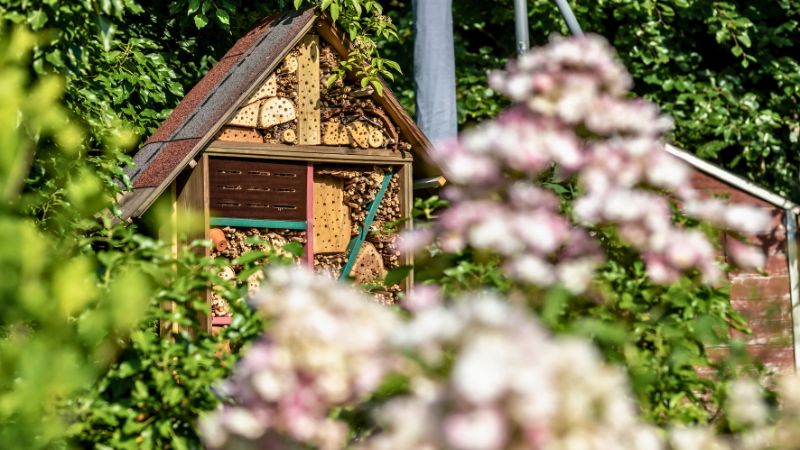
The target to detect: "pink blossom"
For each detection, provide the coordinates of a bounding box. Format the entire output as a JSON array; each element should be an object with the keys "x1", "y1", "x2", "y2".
[
  {"x1": 727, "y1": 239, "x2": 766, "y2": 269},
  {"x1": 724, "y1": 205, "x2": 772, "y2": 235},
  {"x1": 403, "y1": 284, "x2": 443, "y2": 311},
  {"x1": 444, "y1": 408, "x2": 508, "y2": 450},
  {"x1": 397, "y1": 228, "x2": 434, "y2": 255}
]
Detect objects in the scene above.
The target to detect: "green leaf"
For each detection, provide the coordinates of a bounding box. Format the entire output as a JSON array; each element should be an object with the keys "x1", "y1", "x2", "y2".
[
  {"x1": 97, "y1": 17, "x2": 116, "y2": 52},
  {"x1": 384, "y1": 265, "x2": 412, "y2": 286},
  {"x1": 187, "y1": 0, "x2": 201, "y2": 14},
  {"x1": 325, "y1": 73, "x2": 339, "y2": 87},
  {"x1": 382, "y1": 59, "x2": 402, "y2": 73},
  {"x1": 215, "y1": 9, "x2": 230, "y2": 26},
  {"x1": 282, "y1": 241, "x2": 304, "y2": 257},
  {"x1": 294, "y1": 0, "x2": 304, "y2": 9},
  {"x1": 233, "y1": 250, "x2": 269, "y2": 265},
  {"x1": 370, "y1": 79, "x2": 383, "y2": 96},
  {"x1": 193, "y1": 14, "x2": 209, "y2": 29},
  {"x1": 738, "y1": 32, "x2": 751, "y2": 48},
  {"x1": 28, "y1": 10, "x2": 48, "y2": 30},
  {"x1": 330, "y1": 2, "x2": 340, "y2": 21}
]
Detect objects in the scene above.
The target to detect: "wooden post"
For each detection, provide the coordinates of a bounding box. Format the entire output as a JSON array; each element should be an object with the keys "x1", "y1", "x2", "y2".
[
  {"x1": 159, "y1": 184, "x2": 180, "y2": 339},
  {"x1": 297, "y1": 34, "x2": 321, "y2": 145}
]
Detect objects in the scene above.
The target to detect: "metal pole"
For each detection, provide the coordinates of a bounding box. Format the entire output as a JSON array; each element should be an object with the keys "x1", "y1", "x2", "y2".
[
  {"x1": 554, "y1": 0, "x2": 583, "y2": 36},
  {"x1": 412, "y1": 0, "x2": 458, "y2": 142},
  {"x1": 785, "y1": 210, "x2": 800, "y2": 371},
  {"x1": 514, "y1": 0, "x2": 530, "y2": 55}
]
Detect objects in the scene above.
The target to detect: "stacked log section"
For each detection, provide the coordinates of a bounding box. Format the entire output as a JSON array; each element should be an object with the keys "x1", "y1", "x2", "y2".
[
  {"x1": 318, "y1": 42, "x2": 402, "y2": 151},
  {"x1": 314, "y1": 253, "x2": 346, "y2": 279},
  {"x1": 209, "y1": 227, "x2": 306, "y2": 317},
  {"x1": 314, "y1": 165, "x2": 403, "y2": 303}
]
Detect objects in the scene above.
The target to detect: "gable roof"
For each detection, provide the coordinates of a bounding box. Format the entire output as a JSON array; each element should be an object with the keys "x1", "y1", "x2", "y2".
[
  {"x1": 665, "y1": 144, "x2": 800, "y2": 214},
  {"x1": 119, "y1": 7, "x2": 433, "y2": 220}
]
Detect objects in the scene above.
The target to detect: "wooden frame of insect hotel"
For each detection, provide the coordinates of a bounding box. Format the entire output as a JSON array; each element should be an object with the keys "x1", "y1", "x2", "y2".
[{"x1": 117, "y1": 8, "x2": 439, "y2": 333}]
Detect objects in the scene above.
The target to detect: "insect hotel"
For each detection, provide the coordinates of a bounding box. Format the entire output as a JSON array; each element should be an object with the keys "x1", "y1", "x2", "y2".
[{"x1": 117, "y1": 8, "x2": 438, "y2": 332}]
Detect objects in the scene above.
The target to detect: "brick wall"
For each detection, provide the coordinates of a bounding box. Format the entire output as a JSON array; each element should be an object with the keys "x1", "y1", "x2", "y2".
[{"x1": 691, "y1": 170, "x2": 795, "y2": 372}]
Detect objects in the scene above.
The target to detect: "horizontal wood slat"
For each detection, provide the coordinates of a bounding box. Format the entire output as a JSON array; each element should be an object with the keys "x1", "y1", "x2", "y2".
[
  {"x1": 209, "y1": 157, "x2": 307, "y2": 220},
  {"x1": 209, "y1": 217, "x2": 307, "y2": 230},
  {"x1": 207, "y1": 141, "x2": 413, "y2": 164}
]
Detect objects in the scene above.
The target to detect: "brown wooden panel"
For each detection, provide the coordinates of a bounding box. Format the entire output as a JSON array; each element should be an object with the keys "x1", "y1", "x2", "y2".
[{"x1": 209, "y1": 157, "x2": 307, "y2": 220}]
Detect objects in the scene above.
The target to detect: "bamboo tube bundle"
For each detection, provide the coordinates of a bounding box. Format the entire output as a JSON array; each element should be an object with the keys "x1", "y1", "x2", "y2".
[{"x1": 314, "y1": 253, "x2": 346, "y2": 278}]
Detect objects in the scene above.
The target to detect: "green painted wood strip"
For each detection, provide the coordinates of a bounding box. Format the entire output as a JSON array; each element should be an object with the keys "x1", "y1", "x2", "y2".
[
  {"x1": 209, "y1": 217, "x2": 307, "y2": 230},
  {"x1": 339, "y1": 170, "x2": 394, "y2": 280}
]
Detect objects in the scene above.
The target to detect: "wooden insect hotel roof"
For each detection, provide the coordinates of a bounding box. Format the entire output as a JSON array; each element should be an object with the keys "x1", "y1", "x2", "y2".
[{"x1": 119, "y1": 7, "x2": 434, "y2": 220}]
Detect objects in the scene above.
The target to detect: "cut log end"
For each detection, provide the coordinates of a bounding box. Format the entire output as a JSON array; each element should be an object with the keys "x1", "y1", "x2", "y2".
[
  {"x1": 280, "y1": 128, "x2": 297, "y2": 144},
  {"x1": 368, "y1": 127, "x2": 384, "y2": 148}
]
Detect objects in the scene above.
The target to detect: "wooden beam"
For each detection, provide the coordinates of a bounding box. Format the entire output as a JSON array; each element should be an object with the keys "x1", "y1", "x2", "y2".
[
  {"x1": 209, "y1": 217, "x2": 308, "y2": 230},
  {"x1": 206, "y1": 141, "x2": 412, "y2": 164},
  {"x1": 400, "y1": 164, "x2": 414, "y2": 290},
  {"x1": 159, "y1": 185, "x2": 180, "y2": 339},
  {"x1": 413, "y1": 176, "x2": 447, "y2": 190},
  {"x1": 174, "y1": 154, "x2": 211, "y2": 334},
  {"x1": 297, "y1": 34, "x2": 321, "y2": 145}
]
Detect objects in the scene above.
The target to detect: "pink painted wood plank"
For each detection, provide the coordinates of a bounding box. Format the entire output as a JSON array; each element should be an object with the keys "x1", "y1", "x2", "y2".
[
  {"x1": 305, "y1": 163, "x2": 314, "y2": 266},
  {"x1": 212, "y1": 316, "x2": 233, "y2": 326}
]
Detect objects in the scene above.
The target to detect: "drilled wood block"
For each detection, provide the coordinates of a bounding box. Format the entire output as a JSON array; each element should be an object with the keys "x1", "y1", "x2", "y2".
[
  {"x1": 347, "y1": 121, "x2": 371, "y2": 148},
  {"x1": 297, "y1": 34, "x2": 321, "y2": 145},
  {"x1": 313, "y1": 175, "x2": 351, "y2": 253},
  {"x1": 229, "y1": 102, "x2": 260, "y2": 127},
  {"x1": 259, "y1": 97, "x2": 296, "y2": 128},
  {"x1": 280, "y1": 55, "x2": 298, "y2": 74},
  {"x1": 217, "y1": 126, "x2": 263, "y2": 143},
  {"x1": 246, "y1": 73, "x2": 278, "y2": 104},
  {"x1": 322, "y1": 120, "x2": 350, "y2": 145},
  {"x1": 349, "y1": 241, "x2": 386, "y2": 284},
  {"x1": 368, "y1": 126, "x2": 385, "y2": 148}
]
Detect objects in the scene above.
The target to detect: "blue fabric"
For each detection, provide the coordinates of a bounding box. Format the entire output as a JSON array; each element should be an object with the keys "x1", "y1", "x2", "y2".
[{"x1": 413, "y1": 0, "x2": 457, "y2": 143}]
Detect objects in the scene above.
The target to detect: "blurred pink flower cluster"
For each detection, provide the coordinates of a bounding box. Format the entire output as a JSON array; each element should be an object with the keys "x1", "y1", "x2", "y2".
[
  {"x1": 404, "y1": 35, "x2": 770, "y2": 287},
  {"x1": 199, "y1": 268, "x2": 800, "y2": 450},
  {"x1": 201, "y1": 270, "x2": 666, "y2": 450},
  {"x1": 200, "y1": 268, "x2": 400, "y2": 450},
  {"x1": 361, "y1": 290, "x2": 662, "y2": 450}
]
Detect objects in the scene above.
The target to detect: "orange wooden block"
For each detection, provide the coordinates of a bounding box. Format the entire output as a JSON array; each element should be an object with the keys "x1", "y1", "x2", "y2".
[{"x1": 217, "y1": 126, "x2": 263, "y2": 143}]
